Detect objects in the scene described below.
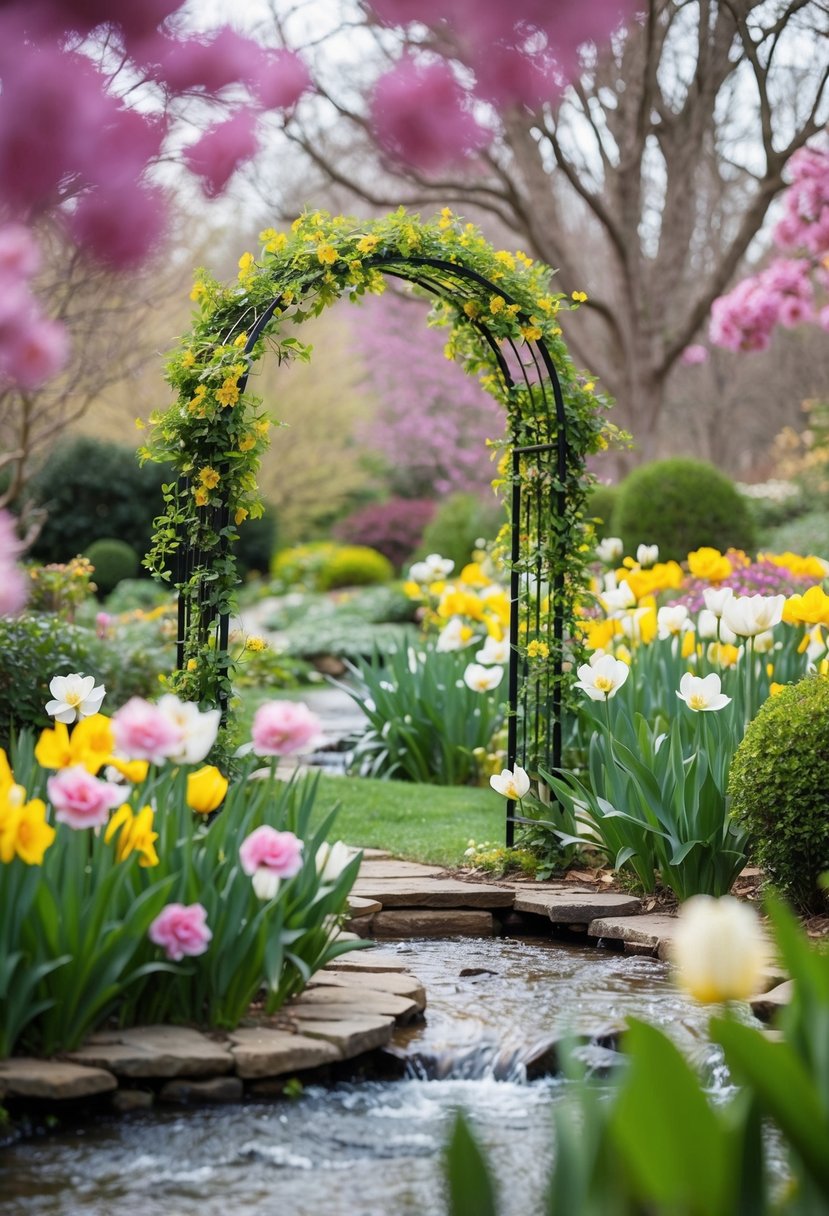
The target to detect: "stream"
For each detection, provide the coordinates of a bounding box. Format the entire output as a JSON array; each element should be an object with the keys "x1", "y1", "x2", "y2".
[{"x1": 0, "y1": 936, "x2": 729, "y2": 1216}]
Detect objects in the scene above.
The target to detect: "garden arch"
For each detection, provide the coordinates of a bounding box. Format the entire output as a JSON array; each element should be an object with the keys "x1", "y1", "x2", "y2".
[{"x1": 143, "y1": 210, "x2": 608, "y2": 842}]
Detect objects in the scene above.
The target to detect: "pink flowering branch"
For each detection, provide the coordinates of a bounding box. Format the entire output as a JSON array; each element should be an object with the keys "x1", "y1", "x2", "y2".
[{"x1": 710, "y1": 144, "x2": 829, "y2": 354}]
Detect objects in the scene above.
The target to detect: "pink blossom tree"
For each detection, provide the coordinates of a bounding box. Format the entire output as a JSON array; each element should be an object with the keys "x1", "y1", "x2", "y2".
[
  {"x1": 353, "y1": 292, "x2": 504, "y2": 499},
  {"x1": 710, "y1": 144, "x2": 829, "y2": 353},
  {"x1": 0, "y1": 0, "x2": 631, "y2": 610}
]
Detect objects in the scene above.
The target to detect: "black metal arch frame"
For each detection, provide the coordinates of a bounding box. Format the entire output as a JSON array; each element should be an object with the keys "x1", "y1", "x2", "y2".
[{"x1": 176, "y1": 254, "x2": 572, "y2": 845}]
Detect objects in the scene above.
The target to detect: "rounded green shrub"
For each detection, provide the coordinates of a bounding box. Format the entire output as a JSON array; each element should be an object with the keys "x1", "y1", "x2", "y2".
[
  {"x1": 317, "y1": 544, "x2": 393, "y2": 590},
  {"x1": 84, "y1": 538, "x2": 139, "y2": 595},
  {"x1": 729, "y1": 676, "x2": 829, "y2": 912},
  {"x1": 271, "y1": 542, "x2": 340, "y2": 590},
  {"x1": 417, "y1": 492, "x2": 506, "y2": 572},
  {"x1": 587, "y1": 483, "x2": 619, "y2": 535},
  {"x1": 611, "y1": 459, "x2": 755, "y2": 561}
]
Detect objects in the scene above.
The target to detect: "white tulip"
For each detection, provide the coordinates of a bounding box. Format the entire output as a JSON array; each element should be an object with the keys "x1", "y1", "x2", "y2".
[
  {"x1": 752, "y1": 630, "x2": 776, "y2": 654},
  {"x1": 574, "y1": 654, "x2": 630, "y2": 701},
  {"x1": 489, "y1": 765, "x2": 531, "y2": 800},
  {"x1": 436, "y1": 617, "x2": 473, "y2": 652},
  {"x1": 156, "y1": 694, "x2": 221, "y2": 765},
  {"x1": 657, "y1": 604, "x2": 689, "y2": 638},
  {"x1": 804, "y1": 625, "x2": 827, "y2": 662},
  {"x1": 476, "y1": 636, "x2": 510, "y2": 665},
  {"x1": 316, "y1": 840, "x2": 352, "y2": 883},
  {"x1": 463, "y1": 663, "x2": 504, "y2": 693},
  {"x1": 703, "y1": 586, "x2": 734, "y2": 618},
  {"x1": 601, "y1": 581, "x2": 636, "y2": 615},
  {"x1": 722, "y1": 594, "x2": 785, "y2": 638},
  {"x1": 696, "y1": 609, "x2": 737, "y2": 643},
  {"x1": 676, "y1": 672, "x2": 731, "y2": 712},
  {"x1": 636, "y1": 544, "x2": 659, "y2": 567},
  {"x1": 595, "y1": 536, "x2": 623, "y2": 564},
  {"x1": 671, "y1": 895, "x2": 767, "y2": 1003},
  {"x1": 252, "y1": 869, "x2": 280, "y2": 901},
  {"x1": 45, "y1": 672, "x2": 106, "y2": 724},
  {"x1": 409, "y1": 553, "x2": 454, "y2": 583}
]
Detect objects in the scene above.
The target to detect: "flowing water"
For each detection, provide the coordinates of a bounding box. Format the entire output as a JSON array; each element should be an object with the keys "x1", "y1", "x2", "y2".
[{"x1": 0, "y1": 937, "x2": 729, "y2": 1216}]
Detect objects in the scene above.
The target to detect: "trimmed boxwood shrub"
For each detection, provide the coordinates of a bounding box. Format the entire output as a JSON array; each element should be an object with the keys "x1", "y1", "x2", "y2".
[
  {"x1": 729, "y1": 676, "x2": 829, "y2": 912},
  {"x1": 26, "y1": 437, "x2": 174, "y2": 566},
  {"x1": 333, "y1": 498, "x2": 436, "y2": 570},
  {"x1": 611, "y1": 459, "x2": 755, "y2": 561},
  {"x1": 317, "y1": 545, "x2": 393, "y2": 590},
  {"x1": 85, "y1": 538, "x2": 139, "y2": 595}
]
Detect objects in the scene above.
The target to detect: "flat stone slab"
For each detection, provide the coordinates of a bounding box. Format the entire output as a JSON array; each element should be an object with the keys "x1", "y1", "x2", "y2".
[
  {"x1": 66, "y1": 1025, "x2": 233, "y2": 1078},
  {"x1": 750, "y1": 980, "x2": 794, "y2": 1021},
  {"x1": 312, "y1": 971, "x2": 426, "y2": 1012},
  {"x1": 514, "y1": 890, "x2": 641, "y2": 923},
  {"x1": 293, "y1": 987, "x2": 418, "y2": 1021},
  {"x1": 588, "y1": 913, "x2": 677, "y2": 959},
  {"x1": 348, "y1": 895, "x2": 382, "y2": 915},
  {"x1": 353, "y1": 879, "x2": 514, "y2": 908},
  {"x1": 289, "y1": 1013, "x2": 395, "y2": 1057},
  {"x1": 228, "y1": 1028, "x2": 340, "y2": 1079},
  {"x1": 323, "y1": 952, "x2": 412, "y2": 974},
  {"x1": 357, "y1": 861, "x2": 446, "y2": 878},
  {"x1": 0, "y1": 1058, "x2": 117, "y2": 1100},
  {"x1": 372, "y1": 909, "x2": 494, "y2": 938}
]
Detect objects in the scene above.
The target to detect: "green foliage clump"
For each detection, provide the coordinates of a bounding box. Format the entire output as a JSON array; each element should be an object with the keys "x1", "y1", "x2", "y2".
[
  {"x1": 417, "y1": 492, "x2": 506, "y2": 572},
  {"x1": 104, "y1": 579, "x2": 172, "y2": 614},
  {"x1": 587, "y1": 483, "x2": 619, "y2": 534},
  {"x1": 84, "y1": 538, "x2": 139, "y2": 595},
  {"x1": 0, "y1": 614, "x2": 166, "y2": 748},
  {"x1": 729, "y1": 675, "x2": 829, "y2": 911},
  {"x1": 612, "y1": 458, "x2": 755, "y2": 560},
  {"x1": 317, "y1": 544, "x2": 393, "y2": 590},
  {"x1": 26, "y1": 437, "x2": 173, "y2": 564}
]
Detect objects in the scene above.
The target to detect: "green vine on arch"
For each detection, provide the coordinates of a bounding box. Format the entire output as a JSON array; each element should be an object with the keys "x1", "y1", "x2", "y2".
[{"x1": 140, "y1": 207, "x2": 617, "y2": 708}]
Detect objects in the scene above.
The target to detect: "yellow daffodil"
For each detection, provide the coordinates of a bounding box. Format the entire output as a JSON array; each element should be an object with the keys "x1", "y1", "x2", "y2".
[
  {"x1": 437, "y1": 589, "x2": 484, "y2": 621},
  {"x1": 35, "y1": 714, "x2": 115, "y2": 776},
  {"x1": 579, "y1": 617, "x2": 621, "y2": 651},
  {"x1": 186, "y1": 766, "x2": 229, "y2": 815},
  {"x1": 105, "y1": 804, "x2": 158, "y2": 867}
]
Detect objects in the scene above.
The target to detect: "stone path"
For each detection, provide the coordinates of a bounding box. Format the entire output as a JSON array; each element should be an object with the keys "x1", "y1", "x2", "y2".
[{"x1": 0, "y1": 852, "x2": 791, "y2": 1106}]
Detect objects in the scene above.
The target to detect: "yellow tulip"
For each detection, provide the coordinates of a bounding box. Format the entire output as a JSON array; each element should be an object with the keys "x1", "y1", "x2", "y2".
[
  {"x1": 783, "y1": 585, "x2": 829, "y2": 627},
  {"x1": 106, "y1": 758, "x2": 150, "y2": 784},
  {"x1": 687, "y1": 547, "x2": 733, "y2": 582},
  {"x1": 681, "y1": 629, "x2": 696, "y2": 659},
  {"x1": 187, "y1": 765, "x2": 229, "y2": 815}
]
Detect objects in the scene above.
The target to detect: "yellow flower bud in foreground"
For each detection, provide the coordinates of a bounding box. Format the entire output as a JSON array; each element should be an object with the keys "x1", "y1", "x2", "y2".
[
  {"x1": 187, "y1": 765, "x2": 229, "y2": 815},
  {"x1": 671, "y1": 895, "x2": 767, "y2": 1004}
]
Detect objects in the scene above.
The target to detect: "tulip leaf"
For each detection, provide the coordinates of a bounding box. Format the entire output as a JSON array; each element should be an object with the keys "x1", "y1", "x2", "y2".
[
  {"x1": 712, "y1": 1016, "x2": 829, "y2": 1195},
  {"x1": 444, "y1": 1112, "x2": 498, "y2": 1216},
  {"x1": 612, "y1": 1019, "x2": 730, "y2": 1216}
]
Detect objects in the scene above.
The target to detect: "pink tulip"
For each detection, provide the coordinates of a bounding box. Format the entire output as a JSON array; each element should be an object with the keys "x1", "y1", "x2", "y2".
[
  {"x1": 112, "y1": 697, "x2": 184, "y2": 765},
  {"x1": 239, "y1": 826, "x2": 304, "y2": 880},
  {"x1": 47, "y1": 765, "x2": 123, "y2": 829},
  {"x1": 148, "y1": 903, "x2": 212, "y2": 961},
  {"x1": 251, "y1": 700, "x2": 322, "y2": 756}
]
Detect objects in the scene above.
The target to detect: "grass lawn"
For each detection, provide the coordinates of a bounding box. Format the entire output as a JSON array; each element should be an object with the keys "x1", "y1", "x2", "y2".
[{"x1": 307, "y1": 773, "x2": 505, "y2": 867}]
